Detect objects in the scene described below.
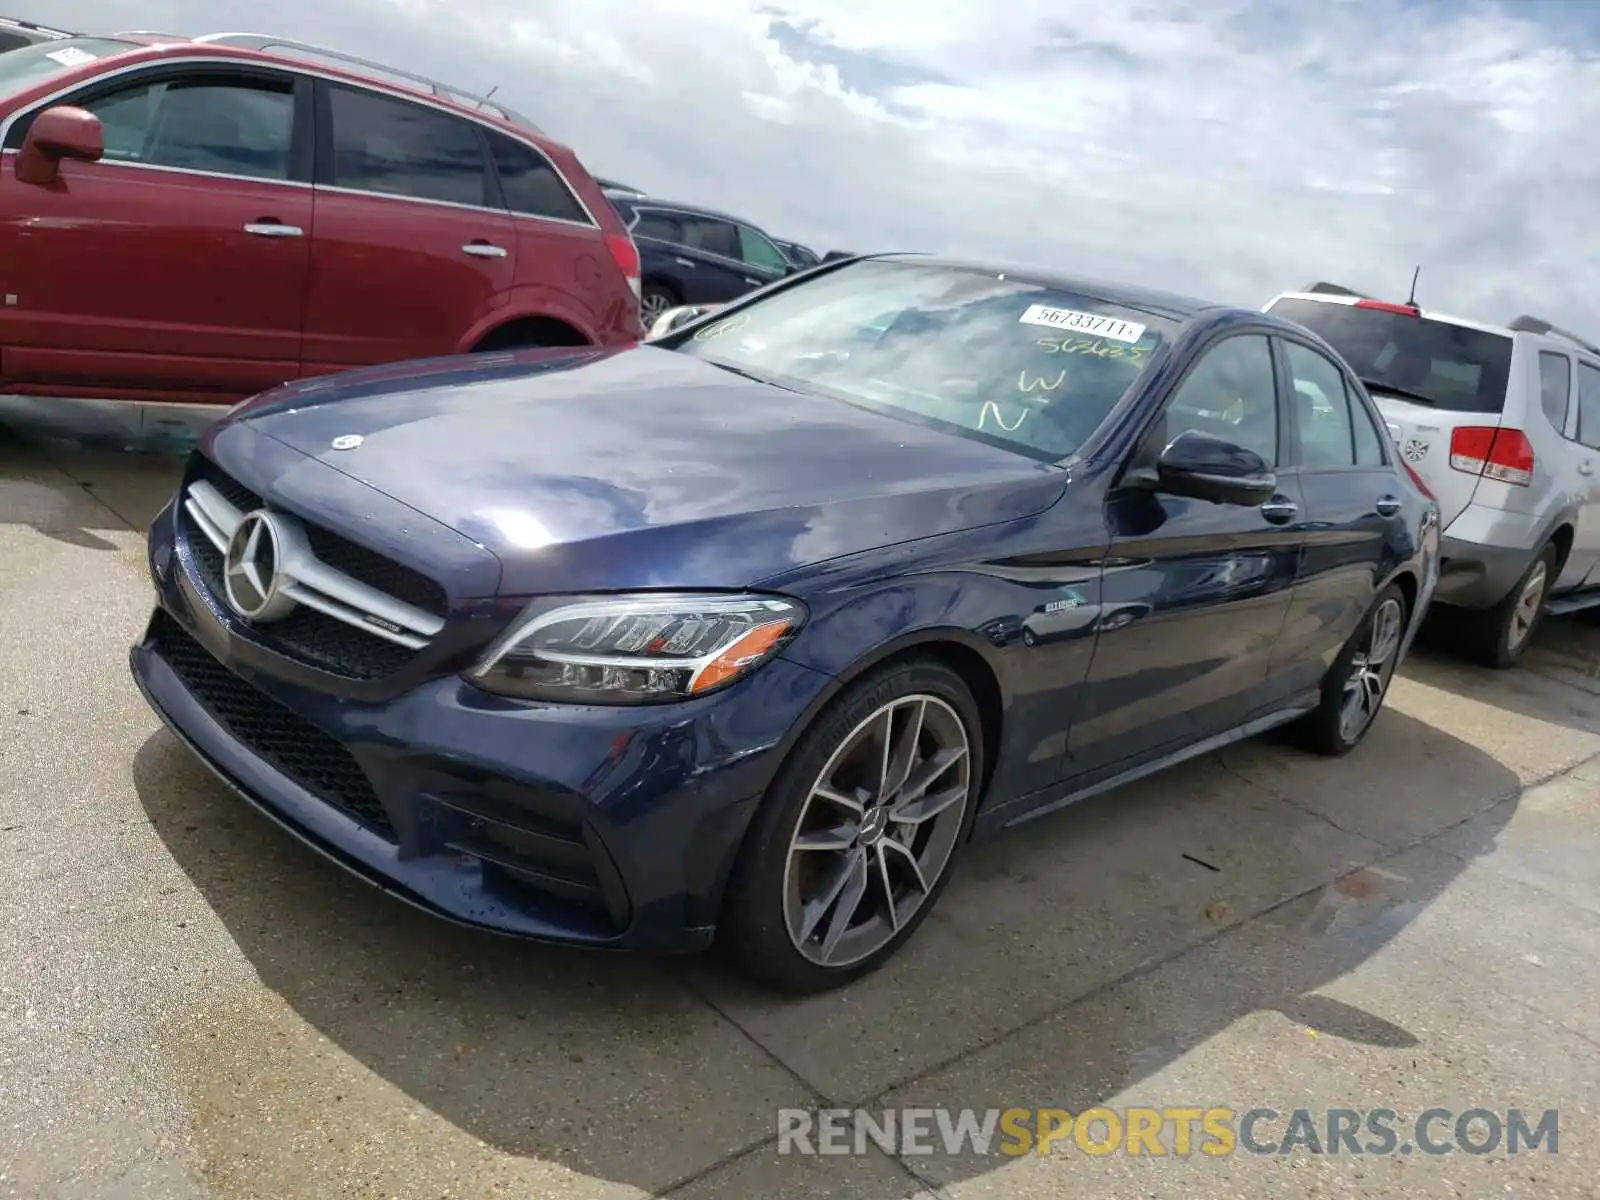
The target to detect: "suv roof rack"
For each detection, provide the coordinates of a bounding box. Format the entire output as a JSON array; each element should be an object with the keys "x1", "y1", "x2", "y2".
[
  {"x1": 1508, "y1": 314, "x2": 1600, "y2": 357},
  {"x1": 0, "y1": 16, "x2": 74, "y2": 36},
  {"x1": 1302, "y1": 281, "x2": 1366, "y2": 298},
  {"x1": 191, "y1": 32, "x2": 540, "y2": 130}
]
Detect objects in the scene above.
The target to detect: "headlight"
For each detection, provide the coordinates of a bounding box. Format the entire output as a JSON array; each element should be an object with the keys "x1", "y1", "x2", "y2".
[{"x1": 467, "y1": 592, "x2": 806, "y2": 704}]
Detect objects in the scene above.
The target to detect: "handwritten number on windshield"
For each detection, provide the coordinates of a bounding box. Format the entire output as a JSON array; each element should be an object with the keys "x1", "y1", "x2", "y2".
[
  {"x1": 1018, "y1": 370, "x2": 1067, "y2": 394},
  {"x1": 694, "y1": 314, "x2": 751, "y2": 341},
  {"x1": 1035, "y1": 336, "x2": 1146, "y2": 363},
  {"x1": 979, "y1": 401, "x2": 1028, "y2": 432}
]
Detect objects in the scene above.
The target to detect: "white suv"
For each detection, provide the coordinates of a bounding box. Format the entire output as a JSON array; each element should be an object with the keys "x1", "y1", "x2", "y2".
[{"x1": 1263, "y1": 284, "x2": 1600, "y2": 668}]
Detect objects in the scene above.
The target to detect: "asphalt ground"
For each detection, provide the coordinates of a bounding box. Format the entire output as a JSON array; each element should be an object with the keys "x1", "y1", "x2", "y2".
[{"x1": 4, "y1": 407, "x2": 1598, "y2": 1199}]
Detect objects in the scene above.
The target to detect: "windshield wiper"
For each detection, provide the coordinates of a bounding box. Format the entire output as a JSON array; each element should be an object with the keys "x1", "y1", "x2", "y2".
[
  {"x1": 1358, "y1": 377, "x2": 1436, "y2": 407},
  {"x1": 700, "y1": 358, "x2": 800, "y2": 393}
]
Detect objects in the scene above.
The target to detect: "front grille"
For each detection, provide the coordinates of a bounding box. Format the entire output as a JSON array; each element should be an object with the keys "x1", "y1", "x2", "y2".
[
  {"x1": 150, "y1": 610, "x2": 397, "y2": 841},
  {"x1": 181, "y1": 455, "x2": 447, "y2": 680}
]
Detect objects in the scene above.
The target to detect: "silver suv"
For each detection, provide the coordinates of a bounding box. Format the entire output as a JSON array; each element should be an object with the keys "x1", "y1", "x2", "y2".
[{"x1": 1263, "y1": 284, "x2": 1600, "y2": 668}]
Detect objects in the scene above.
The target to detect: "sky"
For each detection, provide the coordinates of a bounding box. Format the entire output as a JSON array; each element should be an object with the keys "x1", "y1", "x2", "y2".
[{"x1": 32, "y1": 0, "x2": 1600, "y2": 334}]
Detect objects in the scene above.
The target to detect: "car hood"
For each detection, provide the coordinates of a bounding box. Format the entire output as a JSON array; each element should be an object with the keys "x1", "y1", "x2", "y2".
[{"x1": 232, "y1": 346, "x2": 1069, "y2": 595}]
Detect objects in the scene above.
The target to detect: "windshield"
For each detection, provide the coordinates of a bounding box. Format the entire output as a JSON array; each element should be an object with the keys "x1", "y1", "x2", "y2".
[
  {"x1": 1269, "y1": 297, "x2": 1513, "y2": 414},
  {"x1": 0, "y1": 38, "x2": 135, "y2": 102},
  {"x1": 668, "y1": 259, "x2": 1173, "y2": 460}
]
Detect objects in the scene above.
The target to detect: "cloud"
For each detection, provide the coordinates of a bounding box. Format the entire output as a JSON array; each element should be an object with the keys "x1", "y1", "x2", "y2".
[{"x1": 33, "y1": 0, "x2": 1600, "y2": 333}]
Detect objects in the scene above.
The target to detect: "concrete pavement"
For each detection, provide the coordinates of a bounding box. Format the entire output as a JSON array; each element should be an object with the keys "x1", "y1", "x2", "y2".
[{"x1": 3, "y1": 417, "x2": 1598, "y2": 1199}]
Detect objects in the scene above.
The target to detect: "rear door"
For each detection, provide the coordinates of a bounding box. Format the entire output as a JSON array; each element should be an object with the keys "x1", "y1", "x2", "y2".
[
  {"x1": 301, "y1": 81, "x2": 516, "y2": 374},
  {"x1": 1572, "y1": 360, "x2": 1600, "y2": 587},
  {"x1": 1268, "y1": 336, "x2": 1404, "y2": 697},
  {"x1": 0, "y1": 63, "x2": 312, "y2": 399},
  {"x1": 1067, "y1": 332, "x2": 1306, "y2": 773},
  {"x1": 1265, "y1": 296, "x2": 1515, "y2": 530}
]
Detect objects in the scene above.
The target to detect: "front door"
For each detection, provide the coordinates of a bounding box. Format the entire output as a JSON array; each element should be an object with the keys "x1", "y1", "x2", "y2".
[
  {"x1": 299, "y1": 82, "x2": 515, "y2": 374},
  {"x1": 0, "y1": 66, "x2": 312, "y2": 399},
  {"x1": 734, "y1": 222, "x2": 792, "y2": 289},
  {"x1": 1066, "y1": 332, "x2": 1305, "y2": 774}
]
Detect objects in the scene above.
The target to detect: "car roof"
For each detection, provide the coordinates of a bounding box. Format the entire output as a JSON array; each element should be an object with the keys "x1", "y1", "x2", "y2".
[
  {"x1": 613, "y1": 195, "x2": 768, "y2": 229},
  {"x1": 101, "y1": 35, "x2": 548, "y2": 140},
  {"x1": 863, "y1": 255, "x2": 1228, "y2": 324},
  {"x1": 1266, "y1": 290, "x2": 1514, "y2": 338}
]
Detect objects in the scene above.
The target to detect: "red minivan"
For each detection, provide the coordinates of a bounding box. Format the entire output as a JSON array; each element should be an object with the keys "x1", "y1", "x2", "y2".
[{"x1": 0, "y1": 33, "x2": 644, "y2": 405}]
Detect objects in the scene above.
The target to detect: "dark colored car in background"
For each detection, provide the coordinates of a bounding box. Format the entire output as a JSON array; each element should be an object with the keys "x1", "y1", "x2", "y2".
[
  {"x1": 0, "y1": 32, "x2": 643, "y2": 406},
  {"x1": 0, "y1": 16, "x2": 72, "y2": 52},
  {"x1": 606, "y1": 193, "x2": 797, "y2": 324},
  {"x1": 129, "y1": 254, "x2": 1438, "y2": 994}
]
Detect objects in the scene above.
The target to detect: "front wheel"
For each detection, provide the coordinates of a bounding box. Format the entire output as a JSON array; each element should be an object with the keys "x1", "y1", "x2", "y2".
[
  {"x1": 720, "y1": 659, "x2": 983, "y2": 994},
  {"x1": 1289, "y1": 582, "x2": 1408, "y2": 757}
]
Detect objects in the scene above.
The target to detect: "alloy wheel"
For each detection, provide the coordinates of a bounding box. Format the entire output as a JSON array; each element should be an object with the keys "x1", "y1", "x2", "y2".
[
  {"x1": 1508, "y1": 559, "x2": 1548, "y2": 652},
  {"x1": 781, "y1": 694, "x2": 972, "y2": 968},
  {"x1": 1339, "y1": 597, "x2": 1404, "y2": 743},
  {"x1": 640, "y1": 291, "x2": 672, "y2": 325}
]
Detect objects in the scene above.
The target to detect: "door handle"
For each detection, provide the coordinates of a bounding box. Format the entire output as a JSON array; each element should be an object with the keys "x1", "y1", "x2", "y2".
[
  {"x1": 674, "y1": 257, "x2": 696, "y2": 268},
  {"x1": 1581, "y1": 461, "x2": 1594, "y2": 476},
  {"x1": 243, "y1": 221, "x2": 303, "y2": 238},
  {"x1": 1259, "y1": 497, "x2": 1298, "y2": 525},
  {"x1": 462, "y1": 242, "x2": 507, "y2": 258},
  {"x1": 1375, "y1": 494, "x2": 1402, "y2": 517},
  {"x1": 743, "y1": 276, "x2": 762, "y2": 286}
]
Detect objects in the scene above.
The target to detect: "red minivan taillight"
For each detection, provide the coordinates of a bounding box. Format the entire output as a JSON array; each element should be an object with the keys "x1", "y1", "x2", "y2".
[
  {"x1": 604, "y1": 232, "x2": 641, "y2": 299},
  {"x1": 1449, "y1": 426, "x2": 1534, "y2": 487}
]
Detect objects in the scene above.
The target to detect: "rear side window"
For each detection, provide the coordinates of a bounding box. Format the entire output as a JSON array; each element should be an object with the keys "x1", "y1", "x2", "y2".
[
  {"x1": 1351, "y1": 390, "x2": 1388, "y2": 465},
  {"x1": 485, "y1": 131, "x2": 589, "y2": 224},
  {"x1": 632, "y1": 210, "x2": 682, "y2": 242},
  {"x1": 326, "y1": 84, "x2": 490, "y2": 208},
  {"x1": 680, "y1": 215, "x2": 739, "y2": 259},
  {"x1": 1269, "y1": 297, "x2": 1513, "y2": 414},
  {"x1": 1578, "y1": 363, "x2": 1600, "y2": 451},
  {"x1": 1538, "y1": 351, "x2": 1573, "y2": 434}
]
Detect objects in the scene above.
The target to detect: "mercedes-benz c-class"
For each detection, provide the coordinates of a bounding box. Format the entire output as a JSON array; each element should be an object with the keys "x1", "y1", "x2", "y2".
[{"x1": 131, "y1": 254, "x2": 1439, "y2": 992}]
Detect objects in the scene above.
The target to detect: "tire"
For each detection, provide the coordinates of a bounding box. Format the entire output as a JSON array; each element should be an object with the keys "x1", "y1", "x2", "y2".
[
  {"x1": 639, "y1": 282, "x2": 680, "y2": 329},
  {"x1": 1288, "y1": 582, "x2": 1409, "y2": 757},
  {"x1": 1452, "y1": 543, "x2": 1556, "y2": 669},
  {"x1": 720, "y1": 659, "x2": 985, "y2": 994}
]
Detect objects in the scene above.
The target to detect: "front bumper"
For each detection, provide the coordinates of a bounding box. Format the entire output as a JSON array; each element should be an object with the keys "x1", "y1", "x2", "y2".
[{"x1": 131, "y1": 499, "x2": 834, "y2": 951}]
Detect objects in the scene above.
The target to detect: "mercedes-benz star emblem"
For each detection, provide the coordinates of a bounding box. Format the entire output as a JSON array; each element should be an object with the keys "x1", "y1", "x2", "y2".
[
  {"x1": 223, "y1": 511, "x2": 296, "y2": 623},
  {"x1": 330, "y1": 434, "x2": 363, "y2": 451}
]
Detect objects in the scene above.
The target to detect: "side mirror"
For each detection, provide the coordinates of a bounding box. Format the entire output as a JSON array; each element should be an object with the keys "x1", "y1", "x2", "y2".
[
  {"x1": 1151, "y1": 429, "x2": 1277, "y2": 505},
  {"x1": 16, "y1": 106, "x2": 103, "y2": 186},
  {"x1": 646, "y1": 304, "x2": 721, "y2": 339}
]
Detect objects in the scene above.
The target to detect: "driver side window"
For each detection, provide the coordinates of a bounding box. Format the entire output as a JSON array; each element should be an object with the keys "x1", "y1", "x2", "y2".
[{"x1": 1136, "y1": 334, "x2": 1279, "y2": 468}]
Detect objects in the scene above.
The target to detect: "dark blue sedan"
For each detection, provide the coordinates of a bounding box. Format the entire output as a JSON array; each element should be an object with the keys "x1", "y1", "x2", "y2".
[{"x1": 129, "y1": 255, "x2": 1439, "y2": 992}]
